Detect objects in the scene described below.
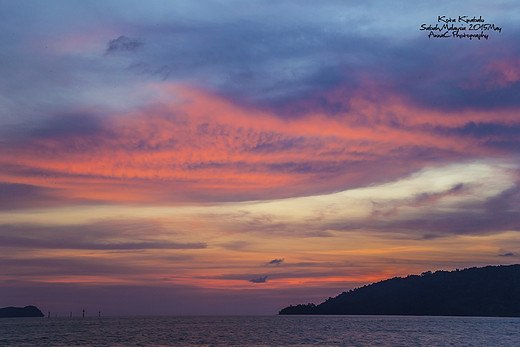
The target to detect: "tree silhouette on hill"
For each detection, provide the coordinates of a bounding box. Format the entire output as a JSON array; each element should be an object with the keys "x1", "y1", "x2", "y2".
[{"x1": 279, "y1": 264, "x2": 520, "y2": 316}]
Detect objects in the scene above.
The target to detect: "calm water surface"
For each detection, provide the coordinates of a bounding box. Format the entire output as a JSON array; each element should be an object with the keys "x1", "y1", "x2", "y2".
[{"x1": 1, "y1": 315, "x2": 519, "y2": 346}]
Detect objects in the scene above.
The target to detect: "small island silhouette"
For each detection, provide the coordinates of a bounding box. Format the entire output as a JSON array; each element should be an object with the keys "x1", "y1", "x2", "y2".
[
  {"x1": 0, "y1": 305, "x2": 44, "y2": 318},
  {"x1": 279, "y1": 264, "x2": 520, "y2": 316}
]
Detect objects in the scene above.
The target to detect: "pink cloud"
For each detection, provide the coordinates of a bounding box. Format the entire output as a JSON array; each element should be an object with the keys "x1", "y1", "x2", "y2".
[{"x1": 0, "y1": 83, "x2": 516, "y2": 207}]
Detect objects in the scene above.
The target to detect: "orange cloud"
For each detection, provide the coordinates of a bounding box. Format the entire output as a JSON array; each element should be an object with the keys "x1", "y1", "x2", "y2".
[{"x1": 0, "y1": 82, "x2": 516, "y2": 207}]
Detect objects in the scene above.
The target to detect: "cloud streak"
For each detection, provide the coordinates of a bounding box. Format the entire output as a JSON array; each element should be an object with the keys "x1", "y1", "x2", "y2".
[
  {"x1": 0, "y1": 221, "x2": 206, "y2": 251},
  {"x1": 249, "y1": 276, "x2": 268, "y2": 284},
  {"x1": 266, "y1": 259, "x2": 284, "y2": 266}
]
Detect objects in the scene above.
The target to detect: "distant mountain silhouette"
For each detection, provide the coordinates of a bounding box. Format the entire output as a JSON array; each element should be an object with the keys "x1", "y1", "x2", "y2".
[
  {"x1": 279, "y1": 264, "x2": 520, "y2": 316},
  {"x1": 0, "y1": 305, "x2": 44, "y2": 318}
]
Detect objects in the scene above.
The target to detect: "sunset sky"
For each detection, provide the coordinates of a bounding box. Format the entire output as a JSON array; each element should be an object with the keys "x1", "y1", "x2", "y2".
[{"x1": 1, "y1": 0, "x2": 520, "y2": 315}]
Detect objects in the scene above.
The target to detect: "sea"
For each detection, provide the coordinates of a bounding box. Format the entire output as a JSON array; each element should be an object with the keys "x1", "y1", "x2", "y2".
[{"x1": 1, "y1": 315, "x2": 519, "y2": 346}]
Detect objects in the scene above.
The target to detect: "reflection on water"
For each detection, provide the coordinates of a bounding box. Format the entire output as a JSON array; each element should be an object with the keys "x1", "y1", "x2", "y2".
[{"x1": 1, "y1": 315, "x2": 520, "y2": 346}]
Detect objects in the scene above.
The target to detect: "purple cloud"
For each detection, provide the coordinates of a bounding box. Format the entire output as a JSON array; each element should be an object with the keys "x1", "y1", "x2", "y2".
[
  {"x1": 0, "y1": 222, "x2": 206, "y2": 251},
  {"x1": 249, "y1": 276, "x2": 268, "y2": 283},
  {"x1": 266, "y1": 258, "x2": 284, "y2": 266},
  {"x1": 106, "y1": 36, "x2": 143, "y2": 54}
]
